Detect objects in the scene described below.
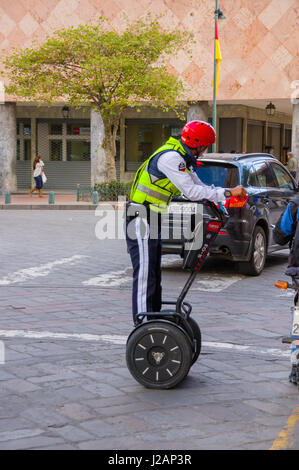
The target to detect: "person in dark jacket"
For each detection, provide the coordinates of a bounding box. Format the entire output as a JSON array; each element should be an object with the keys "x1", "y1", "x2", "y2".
[{"x1": 273, "y1": 195, "x2": 299, "y2": 383}]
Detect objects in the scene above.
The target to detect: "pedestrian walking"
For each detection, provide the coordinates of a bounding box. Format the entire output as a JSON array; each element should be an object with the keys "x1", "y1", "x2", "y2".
[
  {"x1": 29, "y1": 156, "x2": 45, "y2": 197},
  {"x1": 126, "y1": 120, "x2": 247, "y2": 324},
  {"x1": 287, "y1": 152, "x2": 297, "y2": 180}
]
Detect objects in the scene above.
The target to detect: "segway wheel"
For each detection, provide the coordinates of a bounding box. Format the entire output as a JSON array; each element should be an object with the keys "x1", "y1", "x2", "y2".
[
  {"x1": 126, "y1": 321, "x2": 192, "y2": 389},
  {"x1": 188, "y1": 317, "x2": 201, "y2": 365}
]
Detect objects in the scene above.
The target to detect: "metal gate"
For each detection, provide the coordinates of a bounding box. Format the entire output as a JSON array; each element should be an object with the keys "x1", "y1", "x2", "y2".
[
  {"x1": 36, "y1": 119, "x2": 91, "y2": 190},
  {"x1": 16, "y1": 161, "x2": 31, "y2": 189}
]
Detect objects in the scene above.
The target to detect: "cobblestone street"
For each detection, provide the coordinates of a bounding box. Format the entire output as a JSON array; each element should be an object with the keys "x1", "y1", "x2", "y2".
[{"x1": 0, "y1": 210, "x2": 298, "y2": 450}]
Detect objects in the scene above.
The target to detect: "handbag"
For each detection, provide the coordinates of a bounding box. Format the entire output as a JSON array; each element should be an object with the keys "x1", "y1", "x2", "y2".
[{"x1": 42, "y1": 173, "x2": 47, "y2": 184}]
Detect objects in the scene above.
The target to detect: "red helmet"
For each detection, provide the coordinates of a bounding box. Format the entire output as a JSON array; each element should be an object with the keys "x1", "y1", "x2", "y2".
[{"x1": 181, "y1": 121, "x2": 216, "y2": 148}]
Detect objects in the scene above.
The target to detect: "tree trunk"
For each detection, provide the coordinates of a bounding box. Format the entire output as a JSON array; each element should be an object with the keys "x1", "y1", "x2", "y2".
[
  {"x1": 90, "y1": 109, "x2": 119, "y2": 184},
  {"x1": 103, "y1": 118, "x2": 117, "y2": 181},
  {"x1": 91, "y1": 109, "x2": 107, "y2": 186}
]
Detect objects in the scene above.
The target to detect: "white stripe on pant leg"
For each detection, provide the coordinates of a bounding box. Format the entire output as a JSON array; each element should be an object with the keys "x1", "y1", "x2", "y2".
[
  {"x1": 136, "y1": 217, "x2": 149, "y2": 314},
  {"x1": 136, "y1": 217, "x2": 145, "y2": 314},
  {"x1": 136, "y1": 217, "x2": 142, "y2": 313},
  {"x1": 141, "y1": 219, "x2": 149, "y2": 313}
]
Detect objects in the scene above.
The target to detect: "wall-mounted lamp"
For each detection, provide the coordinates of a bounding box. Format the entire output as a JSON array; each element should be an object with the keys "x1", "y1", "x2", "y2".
[
  {"x1": 265, "y1": 102, "x2": 276, "y2": 116},
  {"x1": 215, "y1": 8, "x2": 226, "y2": 19},
  {"x1": 62, "y1": 105, "x2": 70, "y2": 119}
]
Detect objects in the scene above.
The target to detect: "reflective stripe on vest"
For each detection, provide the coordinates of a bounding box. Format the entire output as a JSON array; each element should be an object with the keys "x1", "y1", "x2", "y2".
[
  {"x1": 130, "y1": 137, "x2": 187, "y2": 211},
  {"x1": 136, "y1": 183, "x2": 170, "y2": 203}
]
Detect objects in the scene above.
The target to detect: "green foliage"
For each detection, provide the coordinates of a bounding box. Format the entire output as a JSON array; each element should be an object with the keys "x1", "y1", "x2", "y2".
[
  {"x1": 3, "y1": 15, "x2": 193, "y2": 119},
  {"x1": 94, "y1": 180, "x2": 132, "y2": 200}
]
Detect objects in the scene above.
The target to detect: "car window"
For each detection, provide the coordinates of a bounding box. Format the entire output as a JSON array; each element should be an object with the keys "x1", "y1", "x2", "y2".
[
  {"x1": 270, "y1": 163, "x2": 295, "y2": 190},
  {"x1": 196, "y1": 163, "x2": 239, "y2": 187},
  {"x1": 247, "y1": 166, "x2": 258, "y2": 186},
  {"x1": 253, "y1": 162, "x2": 277, "y2": 188}
]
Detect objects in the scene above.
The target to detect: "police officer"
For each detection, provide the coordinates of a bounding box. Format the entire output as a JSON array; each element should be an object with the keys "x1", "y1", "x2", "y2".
[{"x1": 126, "y1": 120, "x2": 246, "y2": 324}]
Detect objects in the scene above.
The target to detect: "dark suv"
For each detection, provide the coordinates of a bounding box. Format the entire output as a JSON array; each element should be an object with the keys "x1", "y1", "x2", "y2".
[{"x1": 161, "y1": 153, "x2": 298, "y2": 275}]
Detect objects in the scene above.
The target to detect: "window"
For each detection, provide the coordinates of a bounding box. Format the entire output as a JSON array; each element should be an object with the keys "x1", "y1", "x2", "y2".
[
  {"x1": 253, "y1": 162, "x2": 276, "y2": 188},
  {"x1": 16, "y1": 120, "x2": 31, "y2": 161},
  {"x1": 125, "y1": 119, "x2": 184, "y2": 171},
  {"x1": 17, "y1": 140, "x2": 20, "y2": 161},
  {"x1": 271, "y1": 163, "x2": 295, "y2": 190},
  {"x1": 50, "y1": 140, "x2": 63, "y2": 161},
  {"x1": 67, "y1": 122, "x2": 90, "y2": 136},
  {"x1": 49, "y1": 124, "x2": 62, "y2": 135},
  {"x1": 24, "y1": 140, "x2": 31, "y2": 161},
  {"x1": 244, "y1": 165, "x2": 258, "y2": 187},
  {"x1": 196, "y1": 163, "x2": 239, "y2": 187},
  {"x1": 67, "y1": 141, "x2": 90, "y2": 161},
  {"x1": 23, "y1": 124, "x2": 31, "y2": 136}
]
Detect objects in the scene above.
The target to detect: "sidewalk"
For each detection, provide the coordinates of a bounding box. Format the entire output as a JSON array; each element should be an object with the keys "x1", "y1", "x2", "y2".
[{"x1": 0, "y1": 193, "x2": 124, "y2": 210}]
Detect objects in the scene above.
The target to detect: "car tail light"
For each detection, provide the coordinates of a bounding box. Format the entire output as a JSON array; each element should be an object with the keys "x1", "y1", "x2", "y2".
[
  {"x1": 224, "y1": 195, "x2": 248, "y2": 208},
  {"x1": 206, "y1": 221, "x2": 222, "y2": 232},
  {"x1": 275, "y1": 280, "x2": 288, "y2": 289}
]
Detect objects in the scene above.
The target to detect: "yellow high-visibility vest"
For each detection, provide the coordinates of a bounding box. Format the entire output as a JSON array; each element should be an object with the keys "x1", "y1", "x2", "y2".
[{"x1": 130, "y1": 137, "x2": 189, "y2": 212}]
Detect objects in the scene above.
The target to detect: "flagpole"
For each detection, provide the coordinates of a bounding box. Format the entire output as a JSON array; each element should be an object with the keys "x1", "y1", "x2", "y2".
[{"x1": 212, "y1": 0, "x2": 218, "y2": 152}]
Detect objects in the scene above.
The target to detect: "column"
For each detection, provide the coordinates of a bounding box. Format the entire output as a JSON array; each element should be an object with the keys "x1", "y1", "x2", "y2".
[
  {"x1": 292, "y1": 102, "x2": 299, "y2": 163},
  {"x1": 242, "y1": 118, "x2": 247, "y2": 153},
  {"x1": 263, "y1": 121, "x2": 268, "y2": 152},
  {"x1": 0, "y1": 102, "x2": 17, "y2": 193},
  {"x1": 90, "y1": 108, "x2": 107, "y2": 186},
  {"x1": 31, "y1": 117, "x2": 36, "y2": 187},
  {"x1": 187, "y1": 101, "x2": 209, "y2": 123}
]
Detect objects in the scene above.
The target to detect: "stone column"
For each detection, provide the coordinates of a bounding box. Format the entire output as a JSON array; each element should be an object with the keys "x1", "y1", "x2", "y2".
[
  {"x1": 31, "y1": 117, "x2": 36, "y2": 188},
  {"x1": 292, "y1": 102, "x2": 299, "y2": 162},
  {"x1": 187, "y1": 101, "x2": 209, "y2": 123},
  {"x1": 242, "y1": 118, "x2": 248, "y2": 152},
  {"x1": 90, "y1": 108, "x2": 107, "y2": 186},
  {"x1": 0, "y1": 103, "x2": 17, "y2": 193}
]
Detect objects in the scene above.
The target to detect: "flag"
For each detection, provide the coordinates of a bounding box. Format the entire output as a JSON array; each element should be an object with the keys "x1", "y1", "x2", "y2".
[{"x1": 213, "y1": 19, "x2": 222, "y2": 96}]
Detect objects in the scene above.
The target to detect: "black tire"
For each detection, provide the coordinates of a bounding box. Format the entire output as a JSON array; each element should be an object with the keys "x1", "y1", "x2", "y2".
[
  {"x1": 126, "y1": 321, "x2": 192, "y2": 389},
  {"x1": 238, "y1": 226, "x2": 266, "y2": 276},
  {"x1": 188, "y1": 317, "x2": 201, "y2": 365}
]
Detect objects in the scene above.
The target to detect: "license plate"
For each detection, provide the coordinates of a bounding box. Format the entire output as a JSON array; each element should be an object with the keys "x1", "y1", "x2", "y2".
[
  {"x1": 167, "y1": 203, "x2": 198, "y2": 214},
  {"x1": 291, "y1": 307, "x2": 299, "y2": 337}
]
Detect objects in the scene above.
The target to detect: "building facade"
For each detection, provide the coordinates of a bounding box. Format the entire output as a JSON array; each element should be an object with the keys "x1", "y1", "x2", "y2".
[{"x1": 0, "y1": 0, "x2": 298, "y2": 191}]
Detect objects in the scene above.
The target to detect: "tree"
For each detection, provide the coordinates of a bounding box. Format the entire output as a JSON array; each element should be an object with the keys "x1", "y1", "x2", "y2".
[{"x1": 3, "y1": 16, "x2": 193, "y2": 181}]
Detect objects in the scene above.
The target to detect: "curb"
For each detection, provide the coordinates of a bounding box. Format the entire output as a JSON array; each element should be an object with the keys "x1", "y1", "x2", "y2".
[{"x1": 0, "y1": 203, "x2": 125, "y2": 210}]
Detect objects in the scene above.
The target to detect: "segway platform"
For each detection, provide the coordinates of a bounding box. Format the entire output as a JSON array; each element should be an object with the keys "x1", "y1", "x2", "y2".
[{"x1": 126, "y1": 199, "x2": 228, "y2": 389}]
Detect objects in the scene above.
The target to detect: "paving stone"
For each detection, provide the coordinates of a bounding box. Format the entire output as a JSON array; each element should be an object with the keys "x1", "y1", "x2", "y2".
[
  {"x1": 49, "y1": 425, "x2": 95, "y2": 442},
  {"x1": 2, "y1": 378, "x2": 41, "y2": 393},
  {"x1": 0, "y1": 435, "x2": 65, "y2": 450},
  {"x1": 20, "y1": 407, "x2": 69, "y2": 427},
  {"x1": 0, "y1": 211, "x2": 298, "y2": 449}
]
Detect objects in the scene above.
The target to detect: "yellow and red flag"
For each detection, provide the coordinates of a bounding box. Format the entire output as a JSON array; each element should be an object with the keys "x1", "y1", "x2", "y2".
[{"x1": 213, "y1": 19, "x2": 222, "y2": 96}]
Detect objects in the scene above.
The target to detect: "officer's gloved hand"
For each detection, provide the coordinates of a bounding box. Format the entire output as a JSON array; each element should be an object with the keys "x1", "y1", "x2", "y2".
[{"x1": 230, "y1": 186, "x2": 247, "y2": 197}]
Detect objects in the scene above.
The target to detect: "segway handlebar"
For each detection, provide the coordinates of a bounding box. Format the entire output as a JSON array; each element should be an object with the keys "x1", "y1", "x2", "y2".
[{"x1": 175, "y1": 198, "x2": 228, "y2": 315}]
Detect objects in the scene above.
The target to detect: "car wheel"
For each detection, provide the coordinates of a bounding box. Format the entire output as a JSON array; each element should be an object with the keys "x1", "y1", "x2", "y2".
[{"x1": 238, "y1": 226, "x2": 266, "y2": 276}]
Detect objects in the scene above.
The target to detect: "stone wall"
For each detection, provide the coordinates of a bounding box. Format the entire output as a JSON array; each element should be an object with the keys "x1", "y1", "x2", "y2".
[
  {"x1": 0, "y1": 103, "x2": 16, "y2": 193},
  {"x1": 0, "y1": 0, "x2": 298, "y2": 102}
]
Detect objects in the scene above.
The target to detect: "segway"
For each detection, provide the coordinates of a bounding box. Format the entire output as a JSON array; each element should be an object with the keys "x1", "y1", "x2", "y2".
[
  {"x1": 126, "y1": 199, "x2": 228, "y2": 389},
  {"x1": 275, "y1": 268, "x2": 299, "y2": 388}
]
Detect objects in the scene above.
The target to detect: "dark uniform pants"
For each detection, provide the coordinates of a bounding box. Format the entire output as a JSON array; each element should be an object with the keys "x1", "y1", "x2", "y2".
[{"x1": 126, "y1": 211, "x2": 162, "y2": 324}]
